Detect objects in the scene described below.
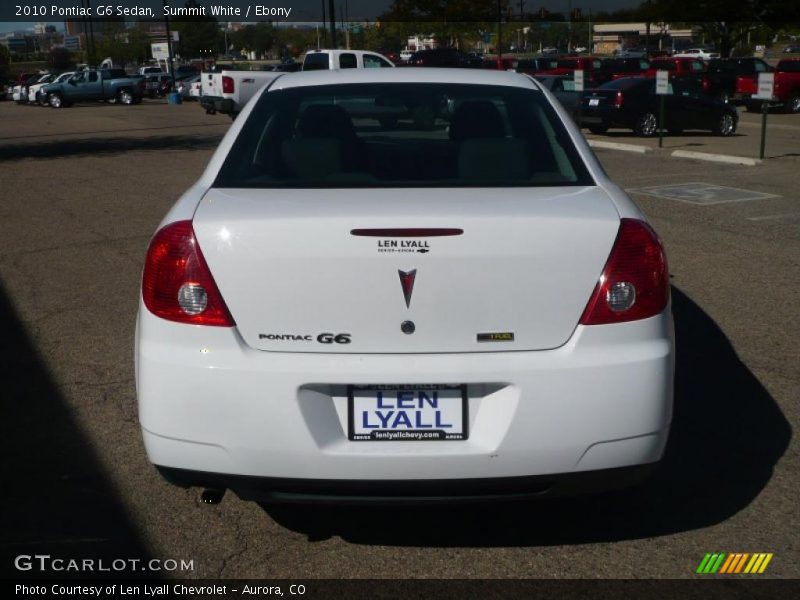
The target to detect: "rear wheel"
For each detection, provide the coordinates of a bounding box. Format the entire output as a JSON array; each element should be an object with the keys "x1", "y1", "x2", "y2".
[
  {"x1": 634, "y1": 112, "x2": 658, "y2": 137},
  {"x1": 118, "y1": 89, "x2": 134, "y2": 105},
  {"x1": 587, "y1": 125, "x2": 608, "y2": 134},
  {"x1": 49, "y1": 93, "x2": 64, "y2": 108},
  {"x1": 715, "y1": 113, "x2": 736, "y2": 136},
  {"x1": 37, "y1": 92, "x2": 49, "y2": 107},
  {"x1": 785, "y1": 93, "x2": 800, "y2": 114}
]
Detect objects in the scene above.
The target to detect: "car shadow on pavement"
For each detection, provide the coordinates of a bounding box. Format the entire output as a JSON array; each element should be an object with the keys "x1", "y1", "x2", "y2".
[
  {"x1": 0, "y1": 280, "x2": 153, "y2": 577},
  {"x1": 0, "y1": 135, "x2": 224, "y2": 161},
  {"x1": 262, "y1": 286, "x2": 792, "y2": 546}
]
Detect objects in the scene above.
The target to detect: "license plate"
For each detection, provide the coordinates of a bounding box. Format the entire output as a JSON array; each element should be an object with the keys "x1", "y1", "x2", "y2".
[
  {"x1": 348, "y1": 385, "x2": 468, "y2": 441},
  {"x1": 589, "y1": 98, "x2": 600, "y2": 106}
]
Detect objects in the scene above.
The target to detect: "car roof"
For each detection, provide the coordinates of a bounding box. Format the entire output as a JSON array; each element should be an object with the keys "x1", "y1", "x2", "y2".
[
  {"x1": 306, "y1": 49, "x2": 385, "y2": 56},
  {"x1": 268, "y1": 68, "x2": 539, "y2": 91}
]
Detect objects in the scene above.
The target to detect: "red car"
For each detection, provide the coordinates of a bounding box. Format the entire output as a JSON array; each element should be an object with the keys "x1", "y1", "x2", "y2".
[
  {"x1": 646, "y1": 57, "x2": 711, "y2": 93},
  {"x1": 737, "y1": 58, "x2": 800, "y2": 113},
  {"x1": 546, "y1": 56, "x2": 602, "y2": 76}
]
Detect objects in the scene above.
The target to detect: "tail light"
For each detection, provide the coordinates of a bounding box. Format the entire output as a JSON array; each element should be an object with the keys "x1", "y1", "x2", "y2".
[
  {"x1": 614, "y1": 91, "x2": 624, "y2": 108},
  {"x1": 222, "y1": 75, "x2": 234, "y2": 94},
  {"x1": 702, "y1": 77, "x2": 710, "y2": 92},
  {"x1": 579, "y1": 219, "x2": 669, "y2": 325},
  {"x1": 142, "y1": 221, "x2": 234, "y2": 327}
]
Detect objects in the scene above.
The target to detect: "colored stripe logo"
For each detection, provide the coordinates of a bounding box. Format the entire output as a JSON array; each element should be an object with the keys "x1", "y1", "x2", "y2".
[{"x1": 696, "y1": 553, "x2": 773, "y2": 574}]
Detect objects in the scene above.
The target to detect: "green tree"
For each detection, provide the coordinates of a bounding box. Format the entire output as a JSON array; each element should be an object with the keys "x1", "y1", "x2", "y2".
[
  {"x1": 0, "y1": 44, "x2": 9, "y2": 73},
  {"x1": 648, "y1": 0, "x2": 799, "y2": 57},
  {"x1": 231, "y1": 23, "x2": 276, "y2": 58},
  {"x1": 171, "y1": 0, "x2": 223, "y2": 58},
  {"x1": 47, "y1": 46, "x2": 73, "y2": 70}
]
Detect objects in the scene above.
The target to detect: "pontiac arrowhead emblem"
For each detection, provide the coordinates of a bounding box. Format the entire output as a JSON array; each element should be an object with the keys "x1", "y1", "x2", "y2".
[{"x1": 398, "y1": 269, "x2": 417, "y2": 308}]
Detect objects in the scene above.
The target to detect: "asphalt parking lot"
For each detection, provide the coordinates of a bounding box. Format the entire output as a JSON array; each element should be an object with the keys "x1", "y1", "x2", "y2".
[{"x1": 1, "y1": 99, "x2": 797, "y2": 580}]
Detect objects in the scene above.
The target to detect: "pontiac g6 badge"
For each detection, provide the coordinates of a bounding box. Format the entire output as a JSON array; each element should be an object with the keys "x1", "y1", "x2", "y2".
[{"x1": 398, "y1": 269, "x2": 417, "y2": 308}]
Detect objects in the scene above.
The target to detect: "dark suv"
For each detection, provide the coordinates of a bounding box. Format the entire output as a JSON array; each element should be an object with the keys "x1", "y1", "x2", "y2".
[{"x1": 406, "y1": 48, "x2": 481, "y2": 68}]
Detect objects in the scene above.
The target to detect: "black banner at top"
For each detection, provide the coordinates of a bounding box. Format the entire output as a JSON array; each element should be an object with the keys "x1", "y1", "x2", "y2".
[{"x1": 1, "y1": 0, "x2": 799, "y2": 24}]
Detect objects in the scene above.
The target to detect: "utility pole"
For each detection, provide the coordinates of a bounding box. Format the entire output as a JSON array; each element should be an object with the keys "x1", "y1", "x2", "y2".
[
  {"x1": 497, "y1": 0, "x2": 503, "y2": 67},
  {"x1": 321, "y1": 0, "x2": 326, "y2": 47},
  {"x1": 518, "y1": 0, "x2": 525, "y2": 20},
  {"x1": 162, "y1": 0, "x2": 175, "y2": 85},
  {"x1": 328, "y1": 0, "x2": 337, "y2": 48},
  {"x1": 567, "y1": 0, "x2": 572, "y2": 53}
]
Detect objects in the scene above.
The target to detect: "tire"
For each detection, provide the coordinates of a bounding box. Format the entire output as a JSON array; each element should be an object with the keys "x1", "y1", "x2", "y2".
[
  {"x1": 784, "y1": 93, "x2": 800, "y2": 114},
  {"x1": 634, "y1": 112, "x2": 658, "y2": 137},
  {"x1": 49, "y1": 93, "x2": 64, "y2": 108},
  {"x1": 714, "y1": 113, "x2": 736, "y2": 136},
  {"x1": 587, "y1": 125, "x2": 608, "y2": 134},
  {"x1": 118, "y1": 89, "x2": 133, "y2": 105},
  {"x1": 38, "y1": 93, "x2": 49, "y2": 107}
]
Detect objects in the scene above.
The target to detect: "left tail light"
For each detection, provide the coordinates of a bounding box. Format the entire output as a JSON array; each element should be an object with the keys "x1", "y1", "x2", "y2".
[
  {"x1": 614, "y1": 91, "x2": 624, "y2": 108},
  {"x1": 142, "y1": 221, "x2": 235, "y2": 327},
  {"x1": 222, "y1": 76, "x2": 234, "y2": 94}
]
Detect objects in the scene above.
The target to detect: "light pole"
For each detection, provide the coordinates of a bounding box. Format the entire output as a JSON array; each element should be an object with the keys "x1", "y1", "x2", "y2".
[
  {"x1": 162, "y1": 0, "x2": 175, "y2": 84},
  {"x1": 328, "y1": 0, "x2": 337, "y2": 48}
]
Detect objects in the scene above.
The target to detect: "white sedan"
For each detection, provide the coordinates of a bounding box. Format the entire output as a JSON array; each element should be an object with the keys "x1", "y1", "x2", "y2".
[
  {"x1": 29, "y1": 72, "x2": 73, "y2": 105},
  {"x1": 137, "y1": 68, "x2": 673, "y2": 503},
  {"x1": 674, "y1": 48, "x2": 720, "y2": 60}
]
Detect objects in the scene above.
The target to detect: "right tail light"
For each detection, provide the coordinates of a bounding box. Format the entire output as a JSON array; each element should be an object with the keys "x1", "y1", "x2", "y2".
[
  {"x1": 222, "y1": 76, "x2": 234, "y2": 94},
  {"x1": 580, "y1": 219, "x2": 669, "y2": 325}
]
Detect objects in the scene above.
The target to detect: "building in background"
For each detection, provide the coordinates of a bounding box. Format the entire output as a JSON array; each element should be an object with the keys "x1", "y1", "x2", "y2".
[{"x1": 593, "y1": 23, "x2": 694, "y2": 54}]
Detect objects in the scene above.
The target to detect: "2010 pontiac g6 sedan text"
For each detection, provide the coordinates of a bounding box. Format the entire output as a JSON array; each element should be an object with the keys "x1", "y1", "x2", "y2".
[{"x1": 136, "y1": 68, "x2": 674, "y2": 504}]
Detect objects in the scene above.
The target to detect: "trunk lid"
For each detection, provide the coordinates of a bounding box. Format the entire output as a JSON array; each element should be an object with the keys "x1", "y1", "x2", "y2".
[{"x1": 193, "y1": 187, "x2": 621, "y2": 353}]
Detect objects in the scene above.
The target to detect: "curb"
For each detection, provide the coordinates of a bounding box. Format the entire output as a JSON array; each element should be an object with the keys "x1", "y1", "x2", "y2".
[
  {"x1": 670, "y1": 150, "x2": 762, "y2": 166},
  {"x1": 587, "y1": 140, "x2": 652, "y2": 154}
]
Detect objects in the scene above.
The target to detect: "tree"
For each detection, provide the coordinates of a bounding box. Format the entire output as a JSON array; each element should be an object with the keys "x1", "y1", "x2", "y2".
[
  {"x1": 0, "y1": 44, "x2": 9, "y2": 73},
  {"x1": 47, "y1": 46, "x2": 73, "y2": 70},
  {"x1": 231, "y1": 23, "x2": 276, "y2": 58},
  {"x1": 648, "y1": 0, "x2": 800, "y2": 57},
  {"x1": 171, "y1": 0, "x2": 223, "y2": 58},
  {"x1": 381, "y1": 0, "x2": 509, "y2": 48}
]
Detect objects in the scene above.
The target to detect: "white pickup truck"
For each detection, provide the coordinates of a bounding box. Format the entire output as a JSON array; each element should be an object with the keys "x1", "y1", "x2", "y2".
[{"x1": 200, "y1": 50, "x2": 394, "y2": 117}]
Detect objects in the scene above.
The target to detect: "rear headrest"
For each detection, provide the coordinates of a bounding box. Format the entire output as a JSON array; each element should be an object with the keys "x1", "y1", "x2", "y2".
[
  {"x1": 281, "y1": 139, "x2": 342, "y2": 180},
  {"x1": 297, "y1": 104, "x2": 357, "y2": 141},
  {"x1": 449, "y1": 101, "x2": 505, "y2": 141},
  {"x1": 458, "y1": 138, "x2": 531, "y2": 182}
]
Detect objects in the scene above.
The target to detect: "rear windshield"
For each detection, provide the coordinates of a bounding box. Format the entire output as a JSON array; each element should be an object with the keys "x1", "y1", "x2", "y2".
[
  {"x1": 214, "y1": 83, "x2": 593, "y2": 189},
  {"x1": 599, "y1": 78, "x2": 648, "y2": 90},
  {"x1": 650, "y1": 60, "x2": 676, "y2": 71},
  {"x1": 303, "y1": 53, "x2": 329, "y2": 71}
]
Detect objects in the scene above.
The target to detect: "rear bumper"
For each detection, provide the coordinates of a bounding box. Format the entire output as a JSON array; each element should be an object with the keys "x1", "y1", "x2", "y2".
[
  {"x1": 157, "y1": 463, "x2": 659, "y2": 504},
  {"x1": 199, "y1": 95, "x2": 235, "y2": 114},
  {"x1": 137, "y1": 305, "x2": 674, "y2": 494}
]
